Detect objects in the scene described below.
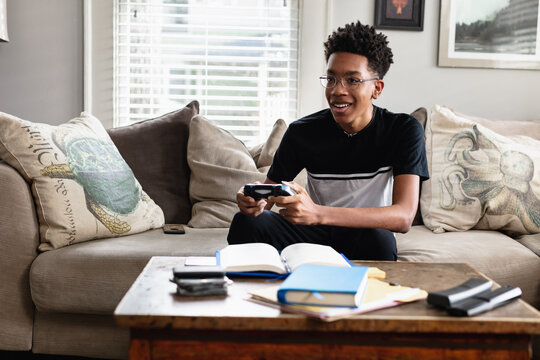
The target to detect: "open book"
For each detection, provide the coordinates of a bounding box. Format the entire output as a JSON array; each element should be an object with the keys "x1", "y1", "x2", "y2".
[
  {"x1": 249, "y1": 277, "x2": 428, "y2": 322},
  {"x1": 216, "y1": 242, "x2": 351, "y2": 275}
]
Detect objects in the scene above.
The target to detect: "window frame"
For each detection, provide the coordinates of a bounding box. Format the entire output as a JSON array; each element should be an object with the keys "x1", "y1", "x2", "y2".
[{"x1": 84, "y1": 0, "x2": 328, "y2": 130}]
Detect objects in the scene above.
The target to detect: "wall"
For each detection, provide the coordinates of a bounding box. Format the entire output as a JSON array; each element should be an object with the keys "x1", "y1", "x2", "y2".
[
  {"x1": 329, "y1": 0, "x2": 540, "y2": 121},
  {"x1": 0, "y1": 0, "x2": 83, "y2": 125},
  {"x1": 1, "y1": 1, "x2": 539, "y2": 126},
  {"x1": 87, "y1": 0, "x2": 113, "y2": 127}
]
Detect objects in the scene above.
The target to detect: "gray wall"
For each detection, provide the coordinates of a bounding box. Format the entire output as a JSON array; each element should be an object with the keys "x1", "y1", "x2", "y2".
[
  {"x1": 1, "y1": 1, "x2": 539, "y2": 126},
  {"x1": 331, "y1": 0, "x2": 540, "y2": 122},
  {"x1": 0, "y1": 0, "x2": 83, "y2": 125}
]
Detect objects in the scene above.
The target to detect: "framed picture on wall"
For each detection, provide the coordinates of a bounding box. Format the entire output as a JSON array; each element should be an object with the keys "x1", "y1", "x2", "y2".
[
  {"x1": 438, "y1": 0, "x2": 540, "y2": 70},
  {"x1": 374, "y1": 0, "x2": 425, "y2": 31}
]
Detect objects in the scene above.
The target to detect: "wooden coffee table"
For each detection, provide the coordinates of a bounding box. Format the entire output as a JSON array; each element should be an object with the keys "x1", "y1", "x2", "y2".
[{"x1": 114, "y1": 256, "x2": 540, "y2": 359}]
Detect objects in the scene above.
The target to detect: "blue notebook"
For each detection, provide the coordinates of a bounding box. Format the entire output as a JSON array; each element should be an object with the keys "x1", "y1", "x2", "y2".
[{"x1": 277, "y1": 264, "x2": 369, "y2": 307}]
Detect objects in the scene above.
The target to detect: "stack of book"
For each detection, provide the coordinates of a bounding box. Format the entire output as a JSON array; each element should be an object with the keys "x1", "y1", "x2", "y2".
[
  {"x1": 248, "y1": 264, "x2": 427, "y2": 322},
  {"x1": 170, "y1": 266, "x2": 232, "y2": 296}
]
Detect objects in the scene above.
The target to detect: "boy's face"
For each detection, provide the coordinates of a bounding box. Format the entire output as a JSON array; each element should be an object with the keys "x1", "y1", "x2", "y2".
[{"x1": 325, "y1": 52, "x2": 383, "y2": 133}]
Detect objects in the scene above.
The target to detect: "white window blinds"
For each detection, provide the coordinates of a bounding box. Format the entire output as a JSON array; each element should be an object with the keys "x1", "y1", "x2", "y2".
[{"x1": 114, "y1": 0, "x2": 299, "y2": 145}]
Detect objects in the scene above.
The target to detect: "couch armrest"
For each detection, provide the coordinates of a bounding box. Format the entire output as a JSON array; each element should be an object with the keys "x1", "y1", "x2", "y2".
[{"x1": 0, "y1": 160, "x2": 39, "y2": 350}]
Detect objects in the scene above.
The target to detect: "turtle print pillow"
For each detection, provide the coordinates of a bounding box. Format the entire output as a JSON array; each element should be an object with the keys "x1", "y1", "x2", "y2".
[
  {"x1": 420, "y1": 105, "x2": 540, "y2": 236},
  {"x1": 0, "y1": 111, "x2": 165, "y2": 251}
]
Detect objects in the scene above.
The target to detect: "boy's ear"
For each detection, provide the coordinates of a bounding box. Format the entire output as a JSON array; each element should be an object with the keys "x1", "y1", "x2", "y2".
[{"x1": 372, "y1": 80, "x2": 385, "y2": 99}]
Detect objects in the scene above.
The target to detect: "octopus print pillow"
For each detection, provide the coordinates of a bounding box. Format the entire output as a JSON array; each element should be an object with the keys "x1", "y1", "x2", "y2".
[
  {"x1": 0, "y1": 112, "x2": 165, "y2": 251},
  {"x1": 421, "y1": 105, "x2": 540, "y2": 236}
]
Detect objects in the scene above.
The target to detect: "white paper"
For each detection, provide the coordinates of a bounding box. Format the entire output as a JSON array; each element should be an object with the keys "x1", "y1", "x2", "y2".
[{"x1": 184, "y1": 256, "x2": 217, "y2": 266}]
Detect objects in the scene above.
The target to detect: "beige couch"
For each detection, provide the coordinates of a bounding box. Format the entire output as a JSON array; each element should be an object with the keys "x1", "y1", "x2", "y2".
[{"x1": 1, "y1": 103, "x2": 539, "y2": 359}]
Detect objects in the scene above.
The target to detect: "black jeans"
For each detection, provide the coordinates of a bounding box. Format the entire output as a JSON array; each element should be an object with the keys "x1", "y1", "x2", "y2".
[{"x1": 227, "y1": 210, "x2": 397, "y2": 261}]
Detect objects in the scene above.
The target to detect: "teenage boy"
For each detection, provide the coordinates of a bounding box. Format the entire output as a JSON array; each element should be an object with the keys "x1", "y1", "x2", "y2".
[{"x1": 227, "y1": 21, "x2": 429, "y2": 260}]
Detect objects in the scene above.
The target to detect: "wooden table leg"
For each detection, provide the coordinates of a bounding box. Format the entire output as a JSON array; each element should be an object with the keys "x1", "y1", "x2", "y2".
[{"x1": 129, "y1": 338, "x2": 151, "y2": 360}]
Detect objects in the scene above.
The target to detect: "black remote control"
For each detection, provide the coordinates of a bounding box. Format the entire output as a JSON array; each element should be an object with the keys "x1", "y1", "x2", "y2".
[
  {"x1": 448, "y1": 285, "x2": 522, "y2": 316},
  {"x1": 427, "y1": 278, "x2": 493, "y2": 309}
]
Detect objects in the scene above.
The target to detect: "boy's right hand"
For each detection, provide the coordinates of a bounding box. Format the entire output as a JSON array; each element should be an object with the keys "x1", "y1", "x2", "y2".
[{"x1": 236, "y1": 183, "x2": 268, "y2": 217}]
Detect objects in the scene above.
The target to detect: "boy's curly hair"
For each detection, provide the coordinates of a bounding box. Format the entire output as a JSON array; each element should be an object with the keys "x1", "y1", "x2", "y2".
[{"x1": 324, "y1": 21, "x2": 394, "y2": 79}]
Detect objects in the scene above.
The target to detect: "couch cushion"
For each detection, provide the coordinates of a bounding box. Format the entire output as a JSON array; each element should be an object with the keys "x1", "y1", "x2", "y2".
[
  {"x1": 0, "y1": 112, "x2": 164, "y2": 251},
  {"x1": 409, "y1": 107, "x2": 428, "y2": 226},
  {"x1": 396, "y1": 225, "x2": 540, "y2": 308},
  {"x1": 514, "y1": 232, "x2": 540, "y2": 257},
  {"x1": 421, "y1": 105, "x2": 540, "y2": 236},
  {"x1": 108, "y1": 101, "x2": 199, "y2": 224},
  {"x1": 29, "y1": 228, "x2": 229, "y2": 314},
  {"x1": 410, "y1": 107, "x2": 427, "y2": 130},
  {"x1": 187, "y1": 115, "x2": 287, "y2": 228}
]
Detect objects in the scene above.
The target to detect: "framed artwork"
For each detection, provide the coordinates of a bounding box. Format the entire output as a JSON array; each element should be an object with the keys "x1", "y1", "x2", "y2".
[
  {"x1": 374, "y1": 0, "x2": 425, "y2": 31},
  {"x1": 438, "y1": 0, "x2": 540, "y2": 70}
]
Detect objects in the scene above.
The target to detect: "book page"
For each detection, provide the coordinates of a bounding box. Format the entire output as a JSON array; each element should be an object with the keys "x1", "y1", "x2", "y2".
[
  {"x1": 218, "y1": 243, "x2": 287, "y2": 274},
  {"x1": 280, "y1": 243, "x2": 350, "y2": 272}
]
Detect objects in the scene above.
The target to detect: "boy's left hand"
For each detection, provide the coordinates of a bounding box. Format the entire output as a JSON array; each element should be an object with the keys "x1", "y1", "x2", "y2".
[{"x1": 269, "y1": 181, "x2": 322, "y2": 225}]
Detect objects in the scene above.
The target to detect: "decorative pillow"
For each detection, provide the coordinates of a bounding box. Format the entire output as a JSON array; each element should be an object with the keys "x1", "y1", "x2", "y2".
[
  {"x1": 187, "y1": 116, "x2": 288, "y2": 228},
  {"x1": 421, "y1": 105, "x2": 540, "y2": 236},
  {"x1": 0, "y1": 112, "x2": 165, "y2": 251},
  {"x1": 108, "y1": 101, "x2": 199, "y2": 224}
]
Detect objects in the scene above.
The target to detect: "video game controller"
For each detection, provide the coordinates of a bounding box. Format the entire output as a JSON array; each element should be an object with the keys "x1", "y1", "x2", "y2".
[{"x1": 243, "y1": 184, "x2": 296, "y2": 200}]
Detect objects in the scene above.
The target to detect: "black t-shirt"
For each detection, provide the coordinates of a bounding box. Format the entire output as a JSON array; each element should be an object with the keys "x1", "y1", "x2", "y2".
[{"x1": 267, "y1": 106, "x2": 429, "y2": 208}]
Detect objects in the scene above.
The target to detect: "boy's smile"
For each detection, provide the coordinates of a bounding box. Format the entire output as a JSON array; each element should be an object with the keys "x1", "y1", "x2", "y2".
[{"x1": 325, "y1": 52, "x2": 384, "y2": 134}]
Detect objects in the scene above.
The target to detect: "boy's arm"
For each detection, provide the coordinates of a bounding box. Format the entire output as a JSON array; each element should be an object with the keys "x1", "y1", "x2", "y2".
[{"x1": 275, "y1": 174, "x2": 420, "y2": 233}]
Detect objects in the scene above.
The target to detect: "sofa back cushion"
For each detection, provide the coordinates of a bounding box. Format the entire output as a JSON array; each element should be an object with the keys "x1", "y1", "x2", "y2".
[
  {"x1": 409, "y1": 107, "x2": 428, "y2": 226},
  {"x1": 0, "y1": 112, "x2": 165, "y2": 251},
  {"x1": 108, "y1": 101, "x2": 199, "y2": 224}
]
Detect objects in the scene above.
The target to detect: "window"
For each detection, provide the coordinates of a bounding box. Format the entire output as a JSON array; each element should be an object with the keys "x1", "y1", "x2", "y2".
[{"x1": 114, "y1": 0, "x2": 299, "y2": 145}]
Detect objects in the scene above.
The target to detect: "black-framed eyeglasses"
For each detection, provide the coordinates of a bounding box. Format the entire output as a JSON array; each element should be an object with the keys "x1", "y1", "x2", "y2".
[{"x1": 319, "y1": 76, "x2": 379, "y2": 89}]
